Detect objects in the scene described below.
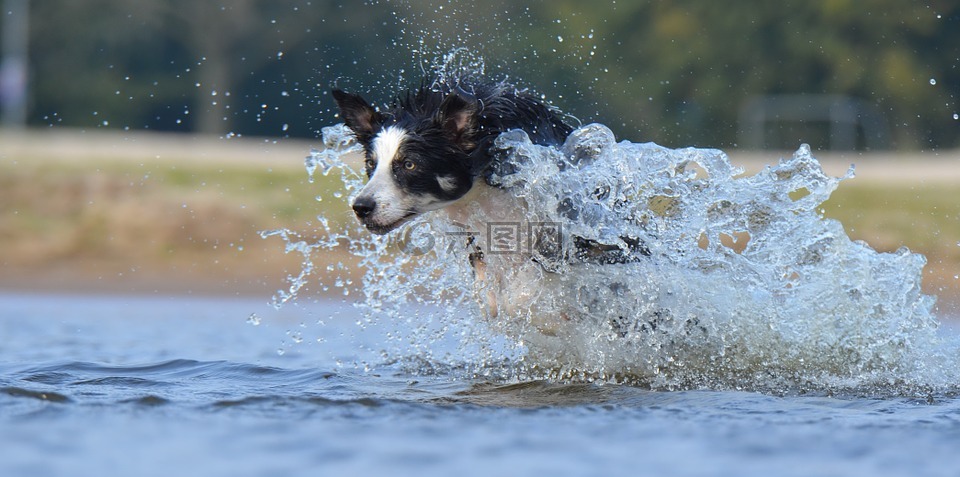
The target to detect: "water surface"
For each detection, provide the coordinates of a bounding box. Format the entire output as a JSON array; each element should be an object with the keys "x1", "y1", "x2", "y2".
[{"x1": 2, "y1": 292, "x2": 960, "y2": 477}]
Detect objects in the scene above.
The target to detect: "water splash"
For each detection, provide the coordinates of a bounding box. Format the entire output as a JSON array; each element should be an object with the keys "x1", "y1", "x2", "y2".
[
  {"x1": 468, "y1": 128, "x2": 951, "y2": 392},
  {"x1": 270, "y1": 110, "x2": 958, "y2": 396}
]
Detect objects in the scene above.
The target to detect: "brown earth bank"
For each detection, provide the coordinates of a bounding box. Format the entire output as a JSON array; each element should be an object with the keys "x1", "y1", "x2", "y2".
[{"x1": 1, "y1": 128, "x2": 958, "y2": 317}]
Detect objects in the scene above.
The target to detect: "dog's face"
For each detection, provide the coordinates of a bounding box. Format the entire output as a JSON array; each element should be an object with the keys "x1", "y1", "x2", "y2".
[{"x1": 333, "y1": 89, "x2": 477, "y2": 234}]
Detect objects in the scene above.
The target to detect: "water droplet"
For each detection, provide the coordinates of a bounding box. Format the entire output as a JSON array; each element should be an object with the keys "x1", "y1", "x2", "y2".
[
  {"x1": 929, "y1": 78, "x2": 937, "y2": 85},
  {"x1": 246, "y1": 313, "x2": 261, "y2": 326},
  {"x1": 953, "y1": 113, "x2": 958, "y2": 120}
]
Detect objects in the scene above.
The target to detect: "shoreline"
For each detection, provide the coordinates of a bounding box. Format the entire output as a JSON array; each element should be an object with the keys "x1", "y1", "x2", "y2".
[
  {"x1": 4, "y1": 127, "x2": 960, "y2": 179},
  {"x1": 730, "y1": 148, "x2": 960, "y2": 184},
  {"x1": 1, "y1": 270, "x2": 956, "y2": 322},
  {"x1": 0, "y1": 263, "x2": 296, "y2": 299},
  {"x1": 0, "y1": 128, "x2": 319, "y2": 169},
  {"x1": 2, "y1": 128, "x2": 958, "y2": 319}
]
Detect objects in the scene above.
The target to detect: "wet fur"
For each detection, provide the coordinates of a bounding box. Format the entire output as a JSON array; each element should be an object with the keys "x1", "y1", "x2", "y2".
[
  {"x1": 332, "y1": 78, "x2": 573, "y2": 235},
  {"x1": 334, "y1": 77, "x2": 659, "y2": 336}
]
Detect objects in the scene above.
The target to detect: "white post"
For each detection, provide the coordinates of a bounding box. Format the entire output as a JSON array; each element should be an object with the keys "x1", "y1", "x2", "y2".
[{"x1": 1, "y1": 0, "x2": 29, "y2": 129}]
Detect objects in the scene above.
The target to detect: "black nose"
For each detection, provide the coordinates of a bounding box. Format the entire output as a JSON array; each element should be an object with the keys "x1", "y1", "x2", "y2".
[{"x1": 352, "y1": 196, "x2": 376, "y2": 219}]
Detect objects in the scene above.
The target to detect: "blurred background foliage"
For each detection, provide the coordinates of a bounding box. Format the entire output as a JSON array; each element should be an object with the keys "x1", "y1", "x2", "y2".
[
  {"x1": 2, "y1": 0, "x2": 959, "y2": 304},
  {"x1": 3, "y1": 0, "x2": 958, "y2": 150}
]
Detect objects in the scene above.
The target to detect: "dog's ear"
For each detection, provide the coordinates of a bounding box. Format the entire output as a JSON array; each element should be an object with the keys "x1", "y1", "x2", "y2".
[
  {"x1": 332, "y1": 89, "x2": 383, "y2": 143},
  {"x1": 436, "y1": 92, "x2": 477, "y2": 148}
]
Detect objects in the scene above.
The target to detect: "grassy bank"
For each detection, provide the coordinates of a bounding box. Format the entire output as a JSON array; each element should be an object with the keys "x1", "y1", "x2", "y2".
[
  {"x1": 0, "y1": 129, "x2": 354, "y2": 296},
  {"x1": 823, "y1": 184, "x2": 960, "y2": 305},
  {"x1": 1, "y1": 130, "x2": 957, "y2": 314}
]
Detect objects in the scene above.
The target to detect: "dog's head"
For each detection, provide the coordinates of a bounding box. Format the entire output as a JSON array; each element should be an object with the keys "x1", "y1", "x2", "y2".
[{"x1": 333, "y1": 89, "x2": 478, "y2": 234}]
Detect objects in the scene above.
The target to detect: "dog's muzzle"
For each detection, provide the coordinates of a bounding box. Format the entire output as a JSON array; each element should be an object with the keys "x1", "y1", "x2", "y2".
[{"x1": 352, "y1": 196, "x2": 376, "y2": 219}]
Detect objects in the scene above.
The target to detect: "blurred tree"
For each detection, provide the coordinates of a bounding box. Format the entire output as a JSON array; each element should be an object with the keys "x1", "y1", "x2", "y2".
[
  {"x1": 26, "y1": 0, "x2": 330, "y2": 135},
  {"x1": 522, "y1": 0, "x2": 960, "y2": 149},
  {"x1": 7, "y1": 0, "x2": 960, "y2": 149},
  {"x1": 0, "y1": 0, "x2": 29, "y2": 128},
  {"x1": 161, "y1": 0, "x2": 334, "y2": 135},
  {"x1": 165, "y1": 1, "x2": 262, "y2": 135},
  {"x1": 29, "y1": 1, "x2": 188, "y2": 130}
]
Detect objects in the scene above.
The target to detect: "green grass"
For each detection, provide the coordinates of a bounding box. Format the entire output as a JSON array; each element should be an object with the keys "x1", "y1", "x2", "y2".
[
  {"x1": 821, "y1": 182, "x2": 960, "y2": 303},
  {"x1": 2, "y1": 150, "x2": 958, "y2": 303},
  {"x1": 0, "y1": 157, "x2": 352, "y2": 266},
  {"x1": 3, "y1": 158, "x2": 955, "y2": 263},
  {"x1": 824, "y1": 184, "x2": 960, "y2": 255}
]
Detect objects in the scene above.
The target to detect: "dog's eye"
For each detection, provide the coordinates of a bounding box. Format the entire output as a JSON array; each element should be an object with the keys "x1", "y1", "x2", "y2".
[{"x1": 403, "y1": 160, "x2": 416, "y2": 171}]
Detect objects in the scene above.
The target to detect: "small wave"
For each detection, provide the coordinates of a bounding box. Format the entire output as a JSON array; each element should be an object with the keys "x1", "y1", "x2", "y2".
[
  {"x1": 210, "y1": 395, "x2": 390, "y2": 410},
  {"x1": 0, "y1": 360, "x2": 348, "y2": 415},
  {"x1": 1, "y1": 386, "x2": 73, "y2": 403},
  {"x1": 117, "y1": 395, "x2": 171, "y2": 407},
  {"x1": 73, "y1": 375, "x2": 178, "y2": 387},
  {"x1": 449, "y1": 380, "x2": 626, "y2": 408}
]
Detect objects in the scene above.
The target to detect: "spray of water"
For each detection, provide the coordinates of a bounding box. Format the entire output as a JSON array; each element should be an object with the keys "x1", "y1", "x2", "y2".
[{"x1": 265, "y1": 57, "x2": 959, "y2": 394}]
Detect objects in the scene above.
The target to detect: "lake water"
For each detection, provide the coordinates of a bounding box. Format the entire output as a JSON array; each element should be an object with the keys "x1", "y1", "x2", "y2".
[{"x1": 2, "y1": 291, "x2": 960, "y2": 477}]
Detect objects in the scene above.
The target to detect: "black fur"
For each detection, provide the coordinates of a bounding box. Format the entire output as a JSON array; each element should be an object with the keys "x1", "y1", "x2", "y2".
[
  {"x1": 333, "y1": 78, "x2": 573, "y2": 203},
  {"x1": 334, "y1": 77, "x2": 647, "y2": 266}
]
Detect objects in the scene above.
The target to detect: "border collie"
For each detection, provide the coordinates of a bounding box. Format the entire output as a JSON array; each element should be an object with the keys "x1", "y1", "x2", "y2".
[
  {"x1": 332, "y1": 78, "x2": 573, "y2": 235},
  {"x1": 333, "y1": 78, "x2": 658, "y2": 336}
]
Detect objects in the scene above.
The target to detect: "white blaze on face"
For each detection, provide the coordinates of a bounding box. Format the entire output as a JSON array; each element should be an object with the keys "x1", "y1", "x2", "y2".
[
  {"x1": 437, "y1": 175, "x2": 458, "y2": 194},
  {"x1": 371, "y1": 126, "x2": 407, "y2": 174},
  {"x1": 355, "y1": 126, "x2": 411, "y2": 230},
  {"x1": 354, "y1": 126, "x2": 468, "y2": 233}
]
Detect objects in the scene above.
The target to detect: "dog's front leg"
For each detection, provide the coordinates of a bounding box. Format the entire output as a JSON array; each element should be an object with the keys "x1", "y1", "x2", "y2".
[{"x1": 468, "y1": 244, "x2": 500, "y2": 319}]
